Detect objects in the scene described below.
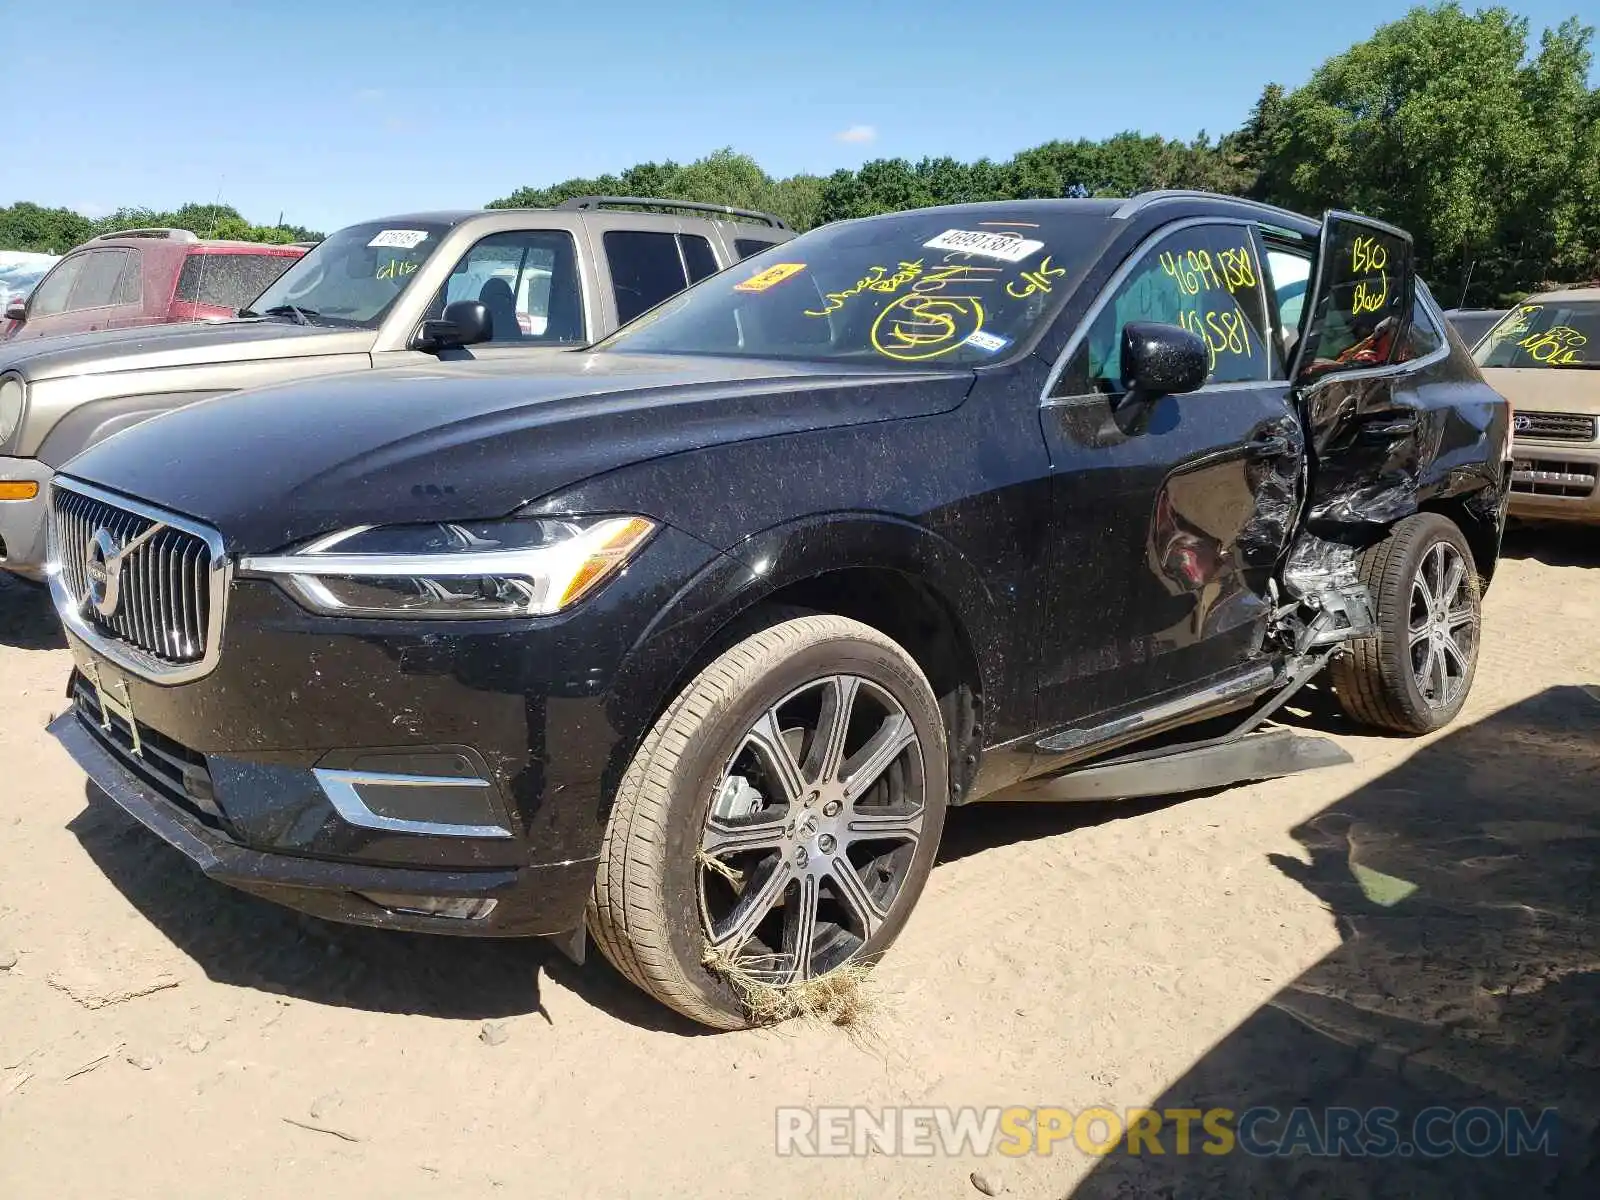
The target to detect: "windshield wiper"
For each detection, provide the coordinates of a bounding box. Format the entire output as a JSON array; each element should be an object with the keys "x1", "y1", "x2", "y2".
[{"x1": 254, "y1": 304, "x2": 319, "y2": 326}]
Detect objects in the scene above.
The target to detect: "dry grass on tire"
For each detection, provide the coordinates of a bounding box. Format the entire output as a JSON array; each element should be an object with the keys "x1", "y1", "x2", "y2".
[{"x1": 701, "y1": 947, "x2": 880, "y2": 1031}]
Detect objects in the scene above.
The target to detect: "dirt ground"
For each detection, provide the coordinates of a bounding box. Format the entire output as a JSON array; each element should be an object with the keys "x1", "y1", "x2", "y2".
[{"x1": 1, "y1": 530, "x2": 1595, "y2": 1199}]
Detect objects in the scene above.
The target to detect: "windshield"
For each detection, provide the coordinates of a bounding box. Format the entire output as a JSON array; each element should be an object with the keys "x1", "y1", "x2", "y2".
[
  {"x1": 1474, "y1": 299, "x2": 1598, "y2": 368},
  {"x1": 243, "y1": 220, "x2": 454, "y2": 328},
  {"x1": 595, "y1": 208, "x2": 1114, "y2": 368}
]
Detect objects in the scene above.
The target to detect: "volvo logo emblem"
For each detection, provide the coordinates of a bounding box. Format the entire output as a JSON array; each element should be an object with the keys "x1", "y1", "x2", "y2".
[
  {"x1": 85, "y1": 527, "x2": 125, "y2": 618},
  {"x1": 1513, "y1": 413, "x2": 1532, "y2": 432}
]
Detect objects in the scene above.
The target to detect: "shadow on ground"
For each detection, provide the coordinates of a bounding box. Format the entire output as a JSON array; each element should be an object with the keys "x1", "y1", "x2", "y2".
[
  {"x1": 0, "y1": 572, "x2": 65, "y2": 650},
  {"x1": 1500, "y1": 523, "x2": 1600, "y2": 569},
  {"x1": 67, "y1": 782, "x2": 710, "y2": 1034},
  {"x1": 1071, "y1": 684, "x2": 1600, "y2": 1199}
]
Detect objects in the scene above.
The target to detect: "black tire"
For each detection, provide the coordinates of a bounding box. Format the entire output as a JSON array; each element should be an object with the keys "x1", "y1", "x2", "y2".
[
  {"x1": 586, "y1": 614, "x2": 949, "y2": 1030},
  {"x1": 1331, "y1": 513, "x2": 1482, "y2": 734}
]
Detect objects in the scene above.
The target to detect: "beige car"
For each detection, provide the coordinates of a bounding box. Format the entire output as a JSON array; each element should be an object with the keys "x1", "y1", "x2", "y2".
[{"x1": 1474, "y1": 285, "x2": 1600, "y2": 523}]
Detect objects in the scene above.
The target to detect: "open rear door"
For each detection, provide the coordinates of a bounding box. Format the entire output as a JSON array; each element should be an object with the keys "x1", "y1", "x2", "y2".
[{"x1": 1289, "y1": 211, "x2": 1416, "y2": 385}]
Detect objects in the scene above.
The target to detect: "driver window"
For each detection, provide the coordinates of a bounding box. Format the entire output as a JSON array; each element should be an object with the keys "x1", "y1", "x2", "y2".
[
  {"x1": 1053, "y1": 224, "x2": 1273, "y2": 398},
  {"x1": 437, "y1": 231, "x2": 585, "y2": 344}
]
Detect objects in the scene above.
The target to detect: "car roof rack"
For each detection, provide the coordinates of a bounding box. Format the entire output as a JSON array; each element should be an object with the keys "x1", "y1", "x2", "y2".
[
  {"x1": 1111, "y1": 189, "x2": 1297, "y2": 224},
  {"x1": 88, "y1": 227, "x2": 200, "y2": 243},
  {"x1": 555, "y1": 196, "x2": 789, "y2": 230}
]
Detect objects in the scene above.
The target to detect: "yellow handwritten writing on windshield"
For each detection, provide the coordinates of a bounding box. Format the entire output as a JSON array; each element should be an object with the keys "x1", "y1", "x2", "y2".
[
  {"x1": 805, "y1": 260, "x2": 925, "y2": 317},
  {"x1": 1351, "y1": 236, "x2": 1388, "y2": 274},
  {"x1": 1178, "y1": 307, "x2": 1254, "y2": 373},
  {"x1": 1006, "y1": 256, "x2": 1066, "y2": 299},
  {"x1": 1518, "y1": 324, "x2": 1587, "y2": 365},
  {"x1": 1160, "y1": 246, "x2": 1257, "y2": 299},
  {"x1": 870, "y1": 294, "x2": 985, "y2": 361},
  {"x1": 377, "y1": 259, "x2": 419, "y2": 281},
  {"x1": 1216, "y1": 247, "x2": 1257, "y2": 290},
  {"x1": 912, "y1": 262, "x2": 999, "y2": 297},
  {"x1": 1351, "y1": 274, "x2": 1389, "y2": 315}
]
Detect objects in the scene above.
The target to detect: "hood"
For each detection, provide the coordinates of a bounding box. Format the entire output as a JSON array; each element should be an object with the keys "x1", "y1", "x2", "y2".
[
  {"x1": 1, "y1": 319, "x2": 369, "y2": 382},
  {"x1": 62, "y1": 352, "x2": 974, "y2": 552},
  {"x1": 1480, "y1": 367, "x2": 1600, "y2": 416}
]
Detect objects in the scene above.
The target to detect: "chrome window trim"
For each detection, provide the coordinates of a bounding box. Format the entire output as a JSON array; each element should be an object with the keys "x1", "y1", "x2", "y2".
[
  {"x1": 46, "y1": 476, "x2": 231, "y2": 686},
  {"x1": 312, "y1": 768, "x2": 512, "y2": 839},
  {"x1": 1039, "y1": 216, "x2": 1268, "y2": 407}
]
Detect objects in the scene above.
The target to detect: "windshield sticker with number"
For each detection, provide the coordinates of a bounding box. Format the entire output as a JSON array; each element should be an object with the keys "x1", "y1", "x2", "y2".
[
  {"x1": 368, "y1": 230, "x2": 430, "y2": 250},
  {"x1": 923, "y1": 230, "x2": 1045, "y2": 263},
  {"x1": 734, "y1": 262, "x2": 806, "y2": 293}
]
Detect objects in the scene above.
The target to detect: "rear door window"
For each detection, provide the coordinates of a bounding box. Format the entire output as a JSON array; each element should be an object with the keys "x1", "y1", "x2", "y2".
[
  {"x1": 28, "y1": 255, "x2": 85, "y2": 316},
  {"x1": 114, "y1": 252, "x2": 143, "y2": 305},
  {"x1": 176, "y1": 253, "x2": 299, "y2": 312},
  {"x1": 438, "y1": 230, "x2": 585, "y2": 343},
  {"x1": 681, "y1": 234, "x2": 719, "y2": 284},
  {"x1": 605, "y1": 230, "x2": 691, "y2": 324},
  {"x1": 67, "y1": 250, "x2": 130, "y2": 310}
]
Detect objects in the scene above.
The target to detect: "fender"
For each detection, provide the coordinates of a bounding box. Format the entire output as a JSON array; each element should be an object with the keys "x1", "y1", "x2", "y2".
[
  {"x1": 601, "y1": 510, "x2": 1010, "y2": 787},
  {"x1": 36, "y1": 391, "x2": 231, "y2": 467}
]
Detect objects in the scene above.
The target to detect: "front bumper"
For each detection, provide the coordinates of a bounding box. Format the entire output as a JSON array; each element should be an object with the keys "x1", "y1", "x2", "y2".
[
  {"x1": 1507, "y1": 437, "x2": 1600, "y2": 523},
  {"x1": 49, "y1": 707, "x2": 595, "y2": 936},
  {"x1": 0, "y1": 456, "x2": 52, "y2": 577},
  {"x1": 46, "y1": 521, "x2": 726, "y2": 938}
]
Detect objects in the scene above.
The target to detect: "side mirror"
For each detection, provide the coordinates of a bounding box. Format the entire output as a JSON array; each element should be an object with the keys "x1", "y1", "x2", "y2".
[
  {"x1": 1120, "y1": 321, "x2": 1209, "y2": 401},
  {"x1": 4, "y1": 299, "x2": 25, "y2": 322},
  {"x1": 417, "y1": 300, "x2": 492, "y2": 352}
]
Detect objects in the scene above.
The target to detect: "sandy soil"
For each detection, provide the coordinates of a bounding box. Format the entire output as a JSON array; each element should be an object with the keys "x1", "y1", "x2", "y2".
[{"x1": 0, "y1": 531, "x2": 1595, "y2": 1199}]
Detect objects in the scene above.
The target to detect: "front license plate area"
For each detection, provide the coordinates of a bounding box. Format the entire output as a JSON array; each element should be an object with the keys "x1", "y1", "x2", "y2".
[{"x1": 82, "y1": 660, "x2": 141, "y2": 758}]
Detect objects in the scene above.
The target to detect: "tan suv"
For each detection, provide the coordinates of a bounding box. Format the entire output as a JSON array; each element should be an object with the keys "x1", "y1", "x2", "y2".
[
  {"x1": 0, "y1": 197, "x2": 791, "y2": 578},
  {"x1": 1473, "y1": 285, "x2": 1600, "y2": 525}
]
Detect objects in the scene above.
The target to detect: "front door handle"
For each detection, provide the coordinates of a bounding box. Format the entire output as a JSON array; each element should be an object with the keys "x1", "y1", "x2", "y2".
[{"x1": 1244, "y1": 434, "x2": 1292, "y2": 459}]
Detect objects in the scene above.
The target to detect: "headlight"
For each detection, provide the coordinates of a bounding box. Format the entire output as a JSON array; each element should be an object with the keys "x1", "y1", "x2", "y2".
[
  {"x1": 0, "y1": 375, "x2": 24, "y2": 446},
  {"x1": 241, "y1": 515, "x2": 656, "y2": 618}
]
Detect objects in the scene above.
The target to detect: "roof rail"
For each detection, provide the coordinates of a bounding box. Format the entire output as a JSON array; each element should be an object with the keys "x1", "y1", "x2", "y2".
[
  {"x1": 1111, "y1": 189, "x2": 1298, "y2": 223},
  {"x1": 555, "y1": 196, "x2": 789, "y2": 230},
  {"x1": 88, "y1": 227, "x2": 200, "y2": 243}
]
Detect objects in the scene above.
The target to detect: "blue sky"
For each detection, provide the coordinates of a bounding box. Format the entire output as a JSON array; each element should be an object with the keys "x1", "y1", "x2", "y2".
[{"x1": 2, "y1": 1, "x2": 1594, "y2": 233}]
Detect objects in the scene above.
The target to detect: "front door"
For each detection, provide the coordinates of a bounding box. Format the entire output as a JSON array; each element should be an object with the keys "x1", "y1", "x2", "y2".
[{"x1": 1034, "y1": 218, "x2": 1304, "y2": 732}]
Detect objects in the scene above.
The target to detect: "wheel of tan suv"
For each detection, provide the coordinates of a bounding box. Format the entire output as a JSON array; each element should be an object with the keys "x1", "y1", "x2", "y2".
[
  {"x1": 586, "y1": 614, "x2": 949, "y2": 1030},
  {"x1": 1331, "y1": 512, "x2": 1482, "y2": 734}
]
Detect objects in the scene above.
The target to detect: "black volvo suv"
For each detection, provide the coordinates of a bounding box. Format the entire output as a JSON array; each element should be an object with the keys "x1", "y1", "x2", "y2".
[{"x1": 45, "y1": 192, "x2": 1509, "y2": 1029}]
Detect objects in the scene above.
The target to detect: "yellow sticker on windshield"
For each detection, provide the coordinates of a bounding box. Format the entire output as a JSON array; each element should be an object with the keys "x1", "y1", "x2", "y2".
[{"x1": 735, "y1": 262, "x2": 806, "y2": 293}]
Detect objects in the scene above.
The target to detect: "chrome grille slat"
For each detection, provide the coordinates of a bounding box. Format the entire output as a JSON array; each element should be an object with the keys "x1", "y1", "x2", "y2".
[
  {"x1": 1514, "y1": 411, "x2": 1597, "y2": 442},
  {"x1": 46, "y1": 482, "x2": 220, "y2": 672}
]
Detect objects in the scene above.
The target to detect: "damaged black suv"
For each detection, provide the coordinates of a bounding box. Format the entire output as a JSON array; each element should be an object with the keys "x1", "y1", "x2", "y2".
[{"x1": 46, "y1": 192, "x2": 1509, "y2": 1029}]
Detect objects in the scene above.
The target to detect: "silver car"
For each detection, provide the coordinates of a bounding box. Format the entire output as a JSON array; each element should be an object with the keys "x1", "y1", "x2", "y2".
[{"x1": 0, "y1": 198, "x2": 791, "y2": 577}]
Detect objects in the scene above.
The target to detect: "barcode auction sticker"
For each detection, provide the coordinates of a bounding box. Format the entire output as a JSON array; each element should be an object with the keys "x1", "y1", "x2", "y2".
[
  {"x1": 368, "y1": 229, "x2": 430, "y2": 249},
  {"x1": 923, "y1": 229, "x2": 1044, "y2": 263}
]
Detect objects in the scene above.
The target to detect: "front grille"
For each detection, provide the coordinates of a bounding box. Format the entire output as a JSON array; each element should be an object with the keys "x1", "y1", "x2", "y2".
[
  {"x1": 1514, "y1": 411, "x2": 1597, "y2": 441},
  {"x1": 1511, "y1": 457, "x2": 1598, "y2": 498},
  {"x1": 71, "y1": 674, "x2": 226, "y2": 830},
  {"x1": 51, "y1": 483, "x2": 216, "y2": 668}
]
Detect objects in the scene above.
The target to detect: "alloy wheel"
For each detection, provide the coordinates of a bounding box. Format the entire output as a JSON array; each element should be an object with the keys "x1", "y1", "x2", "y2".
[
  {"x1": 698, "y1": 674, "x2": 926, "y2": 985},
  {"x1": 1408, "y1": 540, "x2": 1478, "y2": 711}
]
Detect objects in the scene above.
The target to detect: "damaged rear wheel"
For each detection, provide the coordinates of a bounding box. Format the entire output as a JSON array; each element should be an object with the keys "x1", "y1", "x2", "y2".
[{"x1": 1331, "y1": 513, "x2": 1481, "y2": 734}]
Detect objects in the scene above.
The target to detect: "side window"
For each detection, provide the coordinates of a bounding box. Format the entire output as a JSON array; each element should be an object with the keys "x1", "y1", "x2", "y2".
[
  {"x1": 680, "y1": 234, "x2": 718, "y2": 284},
  {"x1": 1054, "y1": 224, "x2": 1273, "y2": 397},
  {"x1": 114, "y1": 251, "x2": 143, "y2": 305},
  {"x1": 1265, "y1": 246, "x2": 1312, "y2": 354},
  {"x1": 735, "y1": 237, "x2": 778, "y2": 260},
  {"x1": 67, "y1": 250, "x2": 129, "y2": 311},
  {"x1": 27, "y1": 255, "x2": 85, "y2": 316},
  {"x1": 605, "y1": 230, "x2": 689, "y2": 324},
  {"x1": 438, "y1": 230, "x2": 585, "y2": 344},
  {"x1": 1397, "y1": 287, "x2": 1445, "y2": 362}
]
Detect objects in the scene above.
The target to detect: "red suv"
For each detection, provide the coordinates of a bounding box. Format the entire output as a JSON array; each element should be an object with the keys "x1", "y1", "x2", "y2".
[{"x1": 0, "y1": 229, "x2": 305, "y2": 342}]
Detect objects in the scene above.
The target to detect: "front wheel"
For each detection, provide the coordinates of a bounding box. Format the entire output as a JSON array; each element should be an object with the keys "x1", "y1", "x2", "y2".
[
  {"x1": 1331, "y1": 512, "x2": 1482, "y2": 734},
  {"x1": 587, "y1": 614, "x2": 949, "y2": 1029}
]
